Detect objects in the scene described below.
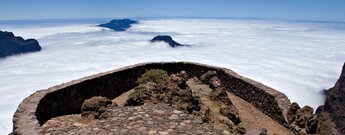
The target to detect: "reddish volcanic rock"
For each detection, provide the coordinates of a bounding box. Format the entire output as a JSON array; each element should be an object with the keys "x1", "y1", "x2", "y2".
[
  {"x1": 81, "y1": 96, "x2": 113, "y2": 119},
  {"x1": 287, "y1": 102, "x2": 301, "y2": 124}
]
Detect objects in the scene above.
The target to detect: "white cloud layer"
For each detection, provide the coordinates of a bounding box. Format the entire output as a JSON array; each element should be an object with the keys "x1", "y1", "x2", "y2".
[{"x1": 0, "y1": 19, "x2": 345, "y2": 133}]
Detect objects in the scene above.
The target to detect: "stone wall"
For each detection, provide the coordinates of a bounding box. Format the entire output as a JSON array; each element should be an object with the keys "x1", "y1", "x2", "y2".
[{"x1": 12, "y1": 62, "x2": 291, "y2": 134}]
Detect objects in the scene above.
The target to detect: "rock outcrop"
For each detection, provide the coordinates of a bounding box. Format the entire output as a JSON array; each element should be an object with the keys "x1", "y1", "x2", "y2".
[
  {"x1": 285, "y1": 63, "x2": 345, "y2": 135},
  {"x1": 316, "y1": 112, "x2": 341, "y2": 135},
  {"x1": 323, "y1": 62, "x2": 345, "y2": 134},
  {"x1": 0, "y1": 30, "x2": 41, "y2": 58},
  {"x1": 287, "y1": 102, "x2": 301, "y2": 124},
  {"x1": 98, "y1": 19, "x2": 138, "y2": 31},
  {"x1": 150, "y1": 35, "x2": 188, "y2": 48},
  {"x1": 287, "y1": 104, "x2": 341, "y2": 134},
  {"x1": 81, "y1": 96, "x2": 113, "y2": 119}
]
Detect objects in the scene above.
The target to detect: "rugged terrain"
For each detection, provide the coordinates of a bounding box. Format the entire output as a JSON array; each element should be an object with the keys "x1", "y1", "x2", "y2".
[
  {"x1": 0, "y1": 30, "x2": 41, "y2": 58},
  {"x1": 317, "y1": 63, "x2": 345, "y2": 135}
]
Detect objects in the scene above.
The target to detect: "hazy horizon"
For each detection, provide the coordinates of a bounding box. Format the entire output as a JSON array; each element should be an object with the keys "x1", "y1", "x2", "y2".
[
  {"x1": 1, "y1": 16, "x2": 345, "y2": 23},
  {"x1": 1, "y1": 0, "x2": 345, "y2": 21}
]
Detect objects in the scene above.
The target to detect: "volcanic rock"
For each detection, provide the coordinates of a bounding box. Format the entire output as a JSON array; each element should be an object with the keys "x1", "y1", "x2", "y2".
[
  {"x1": 287, "y1": 102, "x2": 301, "y2": 124},
  {"x1": 211, "y1": 87, "x2": 240, "y2": 125},
  {"x1": 125, "y1": 69, "x2": 244, "y2": 133},
  {"x1": 306, "y1": 115, "x2": 318, "y2": 134},
  {"x1": 209, "y1": 76, "x2": 222, "y2": 89},
  {"x1": 200, "y1": 70, "x2": 217, "y2": 84},
  {"x1": 288, "y1": 102, "x2": 341, "y2": 134},
  {"x1": 236, "y1": 125, "x2": 246, "y2": 134},
  {"x1": 220, "y1": 104, "x2": 241, "y2": 125},
  {"x1": 126, "y1": 71, "x2": 201, "y2": 113},
  {"x1": 170, "y1": 71, "x2": 189, "y2": 89},
  {"x1": 98, "y1": 19, "x2": 138, "y2": 31},
  {"x1": 323, "y1": 62, "x2": 345, "y2": 134},
  {"x1": 150, "y1": 35, "x2": 187, "y2": 48},
  {"x1": 295, "y1": 106, "x2": 314, "y2": 128},
  {"x1": 81, "y1": 96, "x2": 113, "y2": 119},
  {"x1": 316, "y1": 112, "x2": 341, "y2": 135},
  {"x1": 0, "y1": 30, "x2": 41, "y2": 58},
  {"x1": 209, "y1": 82, "x2": 232, "y2": 105}
]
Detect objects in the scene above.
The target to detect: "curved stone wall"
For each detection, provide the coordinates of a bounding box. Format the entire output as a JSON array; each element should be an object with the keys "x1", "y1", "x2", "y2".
[{"x1": 12, "y1": 62, "x2": 291, "y2": 134}]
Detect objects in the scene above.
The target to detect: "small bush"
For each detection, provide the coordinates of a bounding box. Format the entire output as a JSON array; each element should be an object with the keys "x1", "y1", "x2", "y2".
[
  {"x1": 136, "y1": 69, "x2": 169, "y2": 85},
  {"x1": 128, "y1": 88, "x2": 144, "y2": 98}
]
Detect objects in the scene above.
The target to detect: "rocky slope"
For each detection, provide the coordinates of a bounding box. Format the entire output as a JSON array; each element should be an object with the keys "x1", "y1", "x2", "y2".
[
  {"x1": 150, "y1": 35, "x2": 188, "y2": 48},
  {"x1": 98, "y1": 19, "x2": 138, "y2": 31},
  {"x1": 0, "y1": 30, "x2": 41, "y2": 58},
  {"x1": 285, "y1": 63, "x2": 345, "y2": 135},
  {"x1": 319, "y1": 63, "x2": 345, "y2": 134}
]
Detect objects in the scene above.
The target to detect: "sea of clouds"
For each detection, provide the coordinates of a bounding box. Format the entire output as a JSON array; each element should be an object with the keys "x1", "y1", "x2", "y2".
[{"x1": 0, "y1": 18, "x2": 345, "y2": 133}]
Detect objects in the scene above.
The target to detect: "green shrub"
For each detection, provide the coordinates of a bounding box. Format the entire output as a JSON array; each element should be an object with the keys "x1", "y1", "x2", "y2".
[
  {"x1": 136, "y1": 69, "x2": 169, "y2": 85},
  {"x1": 128, "y1": 88, "x2": 144, "y2": 98}
]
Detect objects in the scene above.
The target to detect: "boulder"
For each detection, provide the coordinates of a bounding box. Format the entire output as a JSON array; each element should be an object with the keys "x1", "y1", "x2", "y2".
[
  {"x1": 210, "y1": 88, "x2": 233, "y2": 106},
  {"x1": 210, "y1": 87, "x2": 241, "y2": 125},
  {"x1": 306, "y1": 115, "x2": 318, "y2": 134},
  {"x1": 150, "y1": 35, "x2": 187, "y2": 48},
  {"x1": 81, "y1": 96, "x2": 113, "y2": 119},
  {"x1": 287, "y1": 102, "x2": 301, "y2": 124},
  {"x1": 170, "y1": 70, "x2": 189, "y2": 89},
  {"x1": 98, "y1": 19, "x2": 138, "y2": 31},
  {"x1": 220, "y1": 104, "x2": 241, "y2": 125},
  {"x1": 295, "y1": 106, "x2": 314, "y2": 128},
  {"x1": 236, "y1": 125, "x2": 247, "y2": 134},
  {"x1": 209, "y1": 76, "x2": 222, "y2": 89},
  {"x1": 200, "y1": 70, "x2": 217, "y2": 84},
  {"x1": 0, "y1": 30, "x2": 41, "y2": 58}
]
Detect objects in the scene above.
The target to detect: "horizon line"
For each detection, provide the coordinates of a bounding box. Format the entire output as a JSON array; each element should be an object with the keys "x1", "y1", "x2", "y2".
[{"x1": 0, "y1": 16, "x2": 344, "y2": 24}]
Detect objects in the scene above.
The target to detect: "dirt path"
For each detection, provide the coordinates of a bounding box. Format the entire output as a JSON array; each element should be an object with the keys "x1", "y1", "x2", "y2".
[
  {"x1": 112, "y1": 89, "x2": 134, "y2": 106},
  {"x1": 228, "y1": 92, "x2": 293, "y2": 135}
]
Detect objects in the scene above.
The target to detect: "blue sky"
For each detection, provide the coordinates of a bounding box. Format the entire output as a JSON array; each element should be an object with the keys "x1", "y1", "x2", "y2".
[{"x1": 0, "y1": 0, "x2": 344, "y2": 21}]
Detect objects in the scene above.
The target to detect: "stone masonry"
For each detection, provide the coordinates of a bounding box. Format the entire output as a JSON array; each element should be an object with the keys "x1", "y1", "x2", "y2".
[{"x1": 12, "y1": 62, "x2": 291, "y2": 134}]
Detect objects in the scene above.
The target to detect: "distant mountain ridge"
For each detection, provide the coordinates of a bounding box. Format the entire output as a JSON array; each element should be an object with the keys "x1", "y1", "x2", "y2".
[
  {"x1": 150, "y1": 35, "x2": 188, "y2": 48},
  {"x1": 98, "y1": 19, "x2": 138, "y2": 31},
  {"x1": 0, "y1": 30, "x2": 41, "y2": 58}
]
